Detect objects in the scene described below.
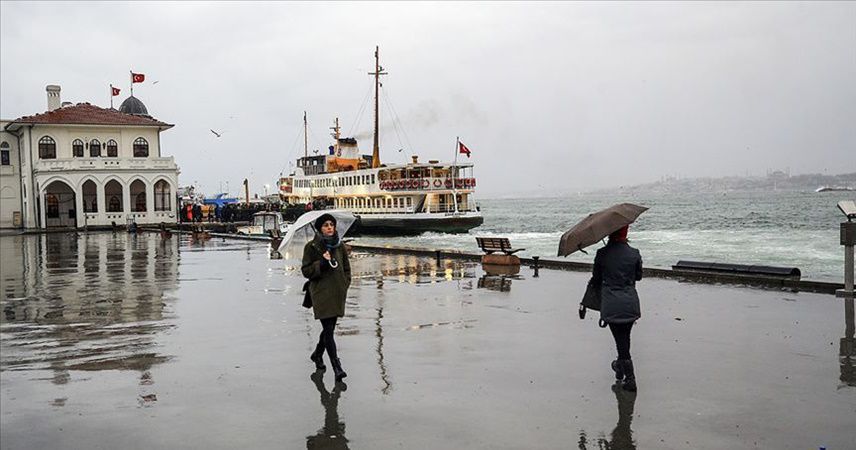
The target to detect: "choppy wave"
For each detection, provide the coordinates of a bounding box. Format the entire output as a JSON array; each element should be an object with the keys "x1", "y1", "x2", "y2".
[{"x1": 354, "y1": 190, "x2": 850, "y2": 281}]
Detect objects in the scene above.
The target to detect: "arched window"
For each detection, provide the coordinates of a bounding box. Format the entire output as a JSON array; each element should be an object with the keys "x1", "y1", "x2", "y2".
[
  {"x1": 154, "y1": 180, "x2": 171, "y2": 211},
  {"x1": 130, "y1": 180, "x2": 146, "y2": 212},
  {"x1": 105, "y1": 180, "x2": 123, "y2": 212},
  {"x1": 39, "y1": 136, "x2": 56, "y2": 159},
  {"x1": 72, "y1": 139, "x2": 84, "y2": 157},
  {"x1": 0, "y1": 141, "x2": 9, "y2": 166},
  {"x1": 133, "y1": 137, "x2": 149, "y2": 157},
  {"x1": 106, "y1": 139, "x2": 118, "y2": 157},
  {"x1": 89, "y1": 139, "x2": 101, "y2": 157},
  {"x1": 82, "y1": 180, "x2": 97, "y2": 212}
]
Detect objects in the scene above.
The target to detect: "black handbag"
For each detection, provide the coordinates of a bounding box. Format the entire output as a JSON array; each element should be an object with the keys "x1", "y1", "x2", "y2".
[
  {"x1": 302, "y1": 280, "x2": 312, "y2": 309},
  {"x1": 579, "y1": 277, "x2": 601, "y2": 319}
]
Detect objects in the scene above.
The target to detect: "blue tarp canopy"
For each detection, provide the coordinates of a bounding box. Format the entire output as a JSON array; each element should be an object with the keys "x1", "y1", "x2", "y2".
[{"x1": 202, "y1": 197, "x2": 239, "y2": 207}]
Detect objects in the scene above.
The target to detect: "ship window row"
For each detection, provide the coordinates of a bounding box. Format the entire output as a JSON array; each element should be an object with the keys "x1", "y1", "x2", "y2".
[
  {"x1": 294, "y1": 174, "x2": 376, "y2": 189},
  {"x1": 335, "y1": 196, "x2": 412, "y2": 210},
  {"x1": 37, "y1": 136, "x2": 149, "y2": 159}
]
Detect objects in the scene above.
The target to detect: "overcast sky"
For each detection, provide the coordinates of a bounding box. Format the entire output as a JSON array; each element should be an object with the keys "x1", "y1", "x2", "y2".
[{"x1": 2, "y1": 1, "x2": 854, "y2": 197}]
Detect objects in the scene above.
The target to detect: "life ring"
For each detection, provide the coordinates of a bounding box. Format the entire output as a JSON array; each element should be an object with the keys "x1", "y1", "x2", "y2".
[
  {"x1": 445, "y1": 179, "x2": 452, "y2": 188},
  {"x1": 398, "y1": 180, "x2": 405, "y2": 189},
  {"x1": 380, "y1": 181, "x2": 386, "y2": 189},
  {"x1": 463, "y1": 178, "x2": 470, "y2": 188},
  {"x1": 472, "y1": 179, "x2": 476, "y2": 187},
  {"x1": 434, "y1": 179, "x2": 442, "y2": 188},
  {"x1": 421, "y1": 179, "x2": 429, "y2": 189}
]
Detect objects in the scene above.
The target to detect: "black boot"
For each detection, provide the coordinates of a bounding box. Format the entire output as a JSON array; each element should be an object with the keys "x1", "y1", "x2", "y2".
[
  {"x1": 331, "y1": 357, "x2": 347, "y2": 382},
  {"x1": 611, "y1": 359, "x2": 625, "y2": 381},
  {"x1": 310, "y1": 343, "x2": 326, "y2": 371},
  {"x1": 621, "y1": 359, "x2": 637, "y2": 392}
]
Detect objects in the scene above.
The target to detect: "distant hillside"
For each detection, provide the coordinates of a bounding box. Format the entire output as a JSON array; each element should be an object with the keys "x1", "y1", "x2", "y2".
[{"x1": 597, "y1": 172, "x2": 856, "y2": 194}]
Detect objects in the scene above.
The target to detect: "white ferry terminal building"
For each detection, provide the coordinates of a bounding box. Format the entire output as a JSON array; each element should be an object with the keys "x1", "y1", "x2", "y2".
[{"x1": 0, "y1": 85, "x2": 180, "y2": 229}]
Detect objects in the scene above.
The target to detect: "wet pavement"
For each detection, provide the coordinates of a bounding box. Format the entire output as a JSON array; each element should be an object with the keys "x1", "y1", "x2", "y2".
[{"x1": 1, "y1": 232, "x2": 854, "y2": 450}]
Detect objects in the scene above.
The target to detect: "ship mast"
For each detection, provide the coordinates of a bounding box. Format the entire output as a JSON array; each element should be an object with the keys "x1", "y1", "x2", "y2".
[
  {"x1": 330, "y1": 117, "x2": 340, "y2": 154},
  {"x1": 303, "y1": 111, "x2": 308, "y2": 159},
  {"x1": 369, "y1": 46, "x2": 387, "y2": 169}
]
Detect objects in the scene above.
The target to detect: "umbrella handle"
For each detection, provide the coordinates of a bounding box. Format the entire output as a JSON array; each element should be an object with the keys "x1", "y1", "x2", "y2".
[{"x1": 329, "y1": 259, "x2": 339, "y2": 269}]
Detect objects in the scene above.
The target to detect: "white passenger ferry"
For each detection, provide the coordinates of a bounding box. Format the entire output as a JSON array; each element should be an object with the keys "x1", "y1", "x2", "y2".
[{"x1": 279, "y1": 48, "x2": 483, "y2": 234}]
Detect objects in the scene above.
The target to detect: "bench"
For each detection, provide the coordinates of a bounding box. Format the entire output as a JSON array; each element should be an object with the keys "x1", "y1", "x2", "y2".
[
  {"x1": 476, "y1": 237, "x2": 525, "y2": 266},
  {"x1": 475, "y1": 237, "x2": 525, "y2": 255}
]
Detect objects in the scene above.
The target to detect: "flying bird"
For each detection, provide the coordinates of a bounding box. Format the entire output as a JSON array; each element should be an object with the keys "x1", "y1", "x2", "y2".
[
  {"x1": 210, "y1": 129, "x2": 222, "y2": 138},
  {"x1": 152, "y1": 81, "x2": 160, "y2": 85}
]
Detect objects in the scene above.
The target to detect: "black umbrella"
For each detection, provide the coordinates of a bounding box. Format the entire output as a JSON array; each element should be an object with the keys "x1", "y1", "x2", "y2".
[{"x1": 558, "y1": 203, "x2": 648, "y2": 257}]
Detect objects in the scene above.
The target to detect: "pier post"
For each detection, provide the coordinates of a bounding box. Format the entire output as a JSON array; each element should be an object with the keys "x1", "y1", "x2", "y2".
[{"x1": 837, "y1": 201, "x2": 855, "y2": 299}]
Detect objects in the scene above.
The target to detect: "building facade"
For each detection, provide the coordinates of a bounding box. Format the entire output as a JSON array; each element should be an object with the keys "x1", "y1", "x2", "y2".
[{"x1": 0, "y1": 85, "x2": 180, "y2": 229}]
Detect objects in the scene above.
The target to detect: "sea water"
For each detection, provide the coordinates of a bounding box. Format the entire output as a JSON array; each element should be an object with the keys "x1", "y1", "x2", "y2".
[{"x1": 353, "y1": 189, "x2": 853, "y2": 281}]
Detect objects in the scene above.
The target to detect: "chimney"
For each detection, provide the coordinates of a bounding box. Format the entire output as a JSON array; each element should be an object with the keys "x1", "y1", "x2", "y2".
[
  {"x1": 411, "y1": 155, "x2": 419, "y2": 164},
  {"x1": 46, "y1": 85, "x2": 61, "y2": 111}
]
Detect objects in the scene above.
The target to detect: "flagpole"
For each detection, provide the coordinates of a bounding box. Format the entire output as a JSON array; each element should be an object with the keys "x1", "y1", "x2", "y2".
[
  {"x1": 110, "y1": 85, "x2": 114, "y2": 109},
  {"x1": 129, "y1": 71, "x2": 134, "y2": 96},
  {"x1": 452, "y1": 136, "x2": 459, "y2": 214}
]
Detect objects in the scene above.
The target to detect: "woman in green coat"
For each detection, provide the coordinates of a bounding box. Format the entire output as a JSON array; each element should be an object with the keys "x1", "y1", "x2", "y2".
[{"x1": 302, "y1": 213, "x2": 352, "y2": 381}]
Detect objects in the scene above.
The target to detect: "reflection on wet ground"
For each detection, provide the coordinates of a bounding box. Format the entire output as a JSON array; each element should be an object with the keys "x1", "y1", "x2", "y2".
[
  {"x1": 1, "y1": 232, "x2": 854, "y2": 449},
  {"x1": 578, "y1": 384, "x2": 637, "y2": 450},
  {"x1": 307, "y1": 372, "x2": 348, "y2": 449},
  {"x1": 1, "y1": 233, "x2": 177, "y2": 382}
]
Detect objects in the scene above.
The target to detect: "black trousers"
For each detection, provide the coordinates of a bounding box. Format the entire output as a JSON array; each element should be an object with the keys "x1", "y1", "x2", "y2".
[
  {"x1": 318, "y1": 317, "x2": 339, "y2": 361},
  {"x1": 608, "y1": 322, "x2": 634, "y2": 360}
]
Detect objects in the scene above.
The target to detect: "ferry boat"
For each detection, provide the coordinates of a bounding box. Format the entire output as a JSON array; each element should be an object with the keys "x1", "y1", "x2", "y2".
[{"x1": 278, "y1": 48, "x2": 483, "y2": 235}]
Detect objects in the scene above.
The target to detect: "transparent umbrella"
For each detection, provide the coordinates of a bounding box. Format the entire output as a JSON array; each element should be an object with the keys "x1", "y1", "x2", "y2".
[{"x1": 278, "y1": 209, "x2": 357, "y2": 257}]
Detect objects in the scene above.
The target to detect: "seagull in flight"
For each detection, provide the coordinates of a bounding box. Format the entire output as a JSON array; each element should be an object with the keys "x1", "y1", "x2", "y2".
[{"x1": 210, "y1": 129, "x2": 222, "y2": 138}]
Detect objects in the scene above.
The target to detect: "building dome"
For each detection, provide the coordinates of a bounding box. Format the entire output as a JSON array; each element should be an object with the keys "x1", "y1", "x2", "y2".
[{"x1": 119, "y1": 95, "x2": 150, "y2": 116}]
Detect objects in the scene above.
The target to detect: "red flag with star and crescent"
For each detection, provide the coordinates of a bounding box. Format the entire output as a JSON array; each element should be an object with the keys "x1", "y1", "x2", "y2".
[
  {"x1": 111, "y1": 86, "x2": 121, "y2": 96},
  {"x1": 131, "y1": 72, "x2": 145, "y2": 83},
  {"x1": 459, "y1": 141, "x2": 471, "y2": 158}
]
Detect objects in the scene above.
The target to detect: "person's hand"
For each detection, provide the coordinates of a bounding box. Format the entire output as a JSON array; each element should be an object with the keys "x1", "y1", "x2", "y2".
[{"x1": 322, "y1": 251, "x2": 332, "y2": 261}]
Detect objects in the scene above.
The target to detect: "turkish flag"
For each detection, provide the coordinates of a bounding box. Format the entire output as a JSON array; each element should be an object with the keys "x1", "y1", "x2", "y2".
[
  {"x1": 131, "y1": 72, "x2": 145, "y2": 83},
  {"x1": 111, "y1": 86, "x2": 121, "y2": 96},
  {"x1": 459, "y1": 141, "x2": 471, "y2": 158}
]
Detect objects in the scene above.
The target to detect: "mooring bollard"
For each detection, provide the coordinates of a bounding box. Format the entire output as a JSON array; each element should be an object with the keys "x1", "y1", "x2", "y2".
[
  {"x1": 531, "y1": 256, "x2": 540, "y2": 278},
  {"x1": 836, "y1": 201, "x2": 856, "y2": 299}
]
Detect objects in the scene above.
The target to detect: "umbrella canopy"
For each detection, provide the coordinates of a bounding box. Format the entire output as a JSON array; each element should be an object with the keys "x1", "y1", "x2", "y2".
[
  {"x1": 557, "y1": 203, "x2": 648, "y2": 257},
  {"x1": 277, "y1": 209, "x2": 357, "y2": 255}
]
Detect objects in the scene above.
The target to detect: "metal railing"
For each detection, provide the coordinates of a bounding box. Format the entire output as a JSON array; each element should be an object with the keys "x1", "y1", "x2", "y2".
[{"x1": 379, "y1": 177, "x2": 476, "y2": 191}]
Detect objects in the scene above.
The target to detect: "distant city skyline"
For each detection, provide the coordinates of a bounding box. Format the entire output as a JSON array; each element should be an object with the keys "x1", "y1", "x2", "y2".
[{"x1": 2, "y1": 2, "x2": 854, "y2": 198}]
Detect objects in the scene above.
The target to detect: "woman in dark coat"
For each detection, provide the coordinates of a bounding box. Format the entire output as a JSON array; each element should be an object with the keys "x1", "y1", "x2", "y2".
[
  {"x1": 302, "y1": 213, "x2": 352, "y2": 381},
  {"x1": 591, "y1": 225, "x2": 642, "y2": 391}
]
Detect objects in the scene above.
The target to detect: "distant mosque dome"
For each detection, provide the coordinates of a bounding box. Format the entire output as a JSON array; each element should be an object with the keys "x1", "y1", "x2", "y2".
[{"x1": 119, "y1": 95, "x2": 150, "y2": 116}]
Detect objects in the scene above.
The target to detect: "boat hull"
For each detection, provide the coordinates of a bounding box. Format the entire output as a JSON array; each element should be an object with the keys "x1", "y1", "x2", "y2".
[{"x1": 353, "y1": 213, "x2": 484, "y2": 235}]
